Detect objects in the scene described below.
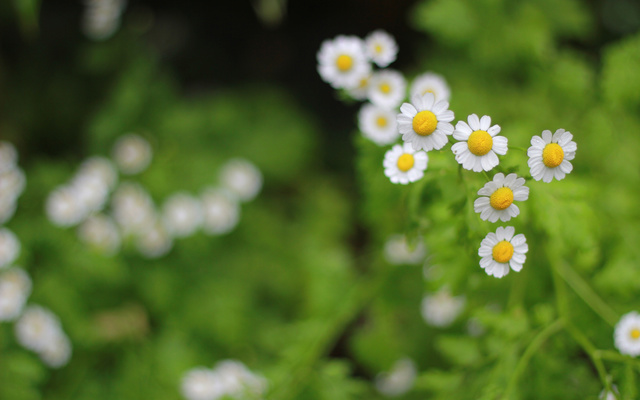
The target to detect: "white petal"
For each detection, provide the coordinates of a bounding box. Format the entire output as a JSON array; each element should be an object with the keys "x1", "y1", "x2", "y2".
[{"x1": 479, "y1": 115, "x2": 491, "y2": 131}]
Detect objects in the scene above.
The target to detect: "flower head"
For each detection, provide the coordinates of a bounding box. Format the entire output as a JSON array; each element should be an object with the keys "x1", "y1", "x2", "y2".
[
  {"x1": 15, "y1": 304, "x2": 72, "y2": 368},
  {"x1": 383, "y1": 143, "x2": 428, "y2": 185},
  {"x1": 451, "y1": 114, "x2": 507, "y2": 172},
  {"x1": 219, "y1": 159, "x2": 263, "y2": 202},
  {"x1": 78, "y1": 214, "x2": 121, "y2": 255},
  {"x1": 161, "y1": 192, "x2": 203, "y2": 238},
  {"x1": 410, "y1": 72, "x2": 450, "y2": 102},
  {"x1": 474, "y1": 173, "x2": 529, "y2": 223},
  {"x1": 0, "y1": 267, "x2": 32, "y2": 321},
  {"x1": 478, "y1": 226, "x2": 528, "y2": 278},
  {"x1": 317, "y1": 35, "x2": 371, "y2": 89},
  {"x1": 358, "y1": 103, "x2": 399, "y2": 146},
  {"x1": 364, "y1": 30, "x2": 398, "y2": 67},
  {"x1": 112, "y1": 134, "x2": 152, "y2": 175},
  {"x1": 383, "y1": 234, "x2": 426, "y2": 265},
  {"x1": 527, "y1": 129, "x2": 576, "y2": 183},
  {"x1": 421, "y1": 288, "x2": 465, "y2": 327},
  {"x1": 614, "y1": 311, "x2": 640, "y2": 357},
  {"x1": 0, "y1": 228, "x2": 20, "y2": 268},
  {"x1": 397, "y1": 93, "x2": 454, "y2": 151},
  {"x1": 367, "y1": 69, "x2": 407, "y2": 109},
  {"x1": 375, "y1": 358, "x2": 417, "y2": 397},
  {"x1": 201, "y1": 188, "x2": 241, "y2": 235}
]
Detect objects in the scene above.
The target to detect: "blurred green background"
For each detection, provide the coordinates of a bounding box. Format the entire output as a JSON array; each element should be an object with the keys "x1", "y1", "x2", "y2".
[{"x1": 1, "y1": 0, "x2": 640, "y2": 399}]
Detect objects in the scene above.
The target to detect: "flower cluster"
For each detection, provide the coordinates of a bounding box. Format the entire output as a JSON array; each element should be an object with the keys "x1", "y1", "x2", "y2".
[
  {"x1": 181, "y1": 360, "x2": 267, "y2": 400},
  {"x1": 317, "y1": 32, "x2": 578, "y2": 279},
  {"x1": 0, "y1": 141, "x2": 72, "y2": 368},
  {"x1": 46, "y1": 135, "x2": 263, "y2": 258}
]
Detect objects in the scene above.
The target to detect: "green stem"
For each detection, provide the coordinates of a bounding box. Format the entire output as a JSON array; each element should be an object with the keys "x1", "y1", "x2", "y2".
[
  {"x1": 508, "y1": 145, "x2": 527, "y2": 153},
  {"x1": 482, "y1": 170, "x2": 491, "y2": 182},
  {"x1": 554, "y1": 260, "x2": 619, "y2": 327},
  {"x1": 502, "y1": 319, "x2": 564, "y2": 399}
]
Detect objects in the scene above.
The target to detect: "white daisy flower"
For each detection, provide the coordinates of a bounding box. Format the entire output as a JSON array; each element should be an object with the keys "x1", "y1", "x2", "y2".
[
  {"x1": 614, "y1": 311, "x2": 640, "y2": 357},
  {"x1": 214, "y1": 360, "x2": 268, "y2": 398},
  {"x1": 201, "y1": 188, "x2": 241, "y2": 235},
  {"x1": 46, "y1": 185, "x2": 87, "y2": 227},
  {"x1": 111, "y1": 182, "x2": 156, "y2": 236},
  {"x1": 527, "y1": 129, "x2": 577, "y2": 183},
  {"x1": 82, "y1": 0, "x2": 126, "y2": 41},
  {"x1": 39, "y1": 331, "x2": 72, "y2": 368},
  {"x1": 161, "y1": 192, "x2": 203, "y2": 238},
  {"x1": 367, "y1": 69, "x2": 407, "y2": 109},
  {"x1": 78, "y1": 214, "x2": 121, "y2": 255},
  {"x1": 0, "y1": 141, "x2": 18, "y2": 173},
  {"x1": 409, "y1": 72, "x2": 451, "y2": 102},
  {"x1": 358, "y1": 103, "x2": 399, "y2": 146},
  {"x1": 181, "y1": 367, "x2": 226, "y2": 400},
  {"x1": 69, "y1": 173, "x2": 110, "y2": 214},
  {"x1": 346, "y1": 73, "x2": 372, "y2": 100},
  {"x1": 397, "y1": 93, "x2": 455, "y2": 151},
  {"x1": 112, "y1": 134, "x2": 152, "y2": 175},
  {"x1": 76, "y1": 156, "x2": 118, "y2": 191},
  {"x1": 383, "y1": 143, "x2": 428, "y2": 185},
  {"x1": 364, "y1": 30, "x2": 398, "y2": 67},
  {"x1": 421, "y1": 288, "x2": 465, "y2": 327},
  {"x1": 0, "y1": 267, "x2": 32, "y2": 321},
  {"x1": 0, "y1": 166, "x2": 26, "y2": 201},
  {"x1": 0, "y1": 228, "x2": 20, "y2": 268},
  {"x1": 473, "y1": 173, "x2": 529, "y2": 223},
  {"x1": 219, "y1": 159, "x2": 263, "y2": 202},
  {"x1": 383, "y1": 234, "x2": 426, "y2": 265},
  {"x1": 374, "y1": 358, "x2": 417, "y2": 397},
  {"x1": 317, "y1": 35, "x2": 371, "y2": 89},
  {"x1": 136, "y1": 220, "x2": 173, "y2": 259},
  {"x1": 15, "y1": 305, "x2": 65, "y2": 354},
  {"x1": 478, "y1": 226, "x2": 528, "y2": 278},
  {"x1": 451, "y1": 114, "x2": 507, "y2": 172}
]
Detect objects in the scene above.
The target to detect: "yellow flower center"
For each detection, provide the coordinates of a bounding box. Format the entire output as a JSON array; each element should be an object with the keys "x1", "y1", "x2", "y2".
[
  {"x1": 631, "y1": 328, "x2": 640, "y2": 340},
  {"x1": 412, "y1": 110, "x2": 437, "y2": 136},
  {"x1": 397, "y1": 153, "x2": 415, "y2": 172},
  {"x1": 542, "y1": 143, "x2": 564, "y2": 168},
  {"x1": 422, "y1": 88, "x2": 435, "y2": 95},
  {"x1": 467, "y1": 130, "x2": 493, "y2": 156},
  {"x1": 379, "y1": 83, "x2": 391, "y2": 94},
  {"x1": 490, "y1": 187, "x2": 514, "y2": 210},
  {"x1": 374, "y1": 44, "x2": 383, "y2": 54},
  {"x1": 492, "y1": 240, "x2": 514, "y2": 263},
  {"x1": 336, "y1": 54, "x2": 353, "y2": 72},
  {"x1": 376, "y1": 116, "x2": 388, "y2": 127}
]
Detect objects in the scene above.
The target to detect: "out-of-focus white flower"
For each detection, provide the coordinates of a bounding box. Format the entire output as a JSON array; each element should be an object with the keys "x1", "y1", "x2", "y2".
[
  {"x1": 162, "y1": 192, "x2": 203, "y2": 238},
  {"x1": 201, "y1": 188, "x2": 240, "y2": 235},
  {"x1": 421, "y1": 288, "x2": 465, "y2": 328},
  {"x1": 78, "y1": 214, "x2": 121, "y2": 255},
  {"x1": 375, "y1": 358, "x2": 417, "y2": 397},
  {"x1": 82, "y1": 0, "x2": 127, "y2": 41},
  {"x1": 0, "y1": 228, "x2": 20, "y2": 268},
  {"x1": 77, "y1": 156, "x2": 118, "y2": 191},
  {"x1": 410, "y1": 72, "x2": 451, "y2": 103},
  {"x1": 0, "y1": 267, "x2": 32, "y2": 321},
  {"x1": 180, "y1": 360, "x2": 267, "y2": 400},
  {"x1": 364, "y1": 30, "x2": 398, "y2": 68},
  {"x1": 367, "y1": 69, "x2": 407, "y2": 109},
  {"x1": 599, "y1": 386, "x2": 620, "y2": 400},
  {"x1": 136, "y1": 220, "x2": 173, "y2": 259},
  {"x1": 614, "y1": 311, "x2": 640, "y2": 357},
  {"x1": 0, "y1": 141, "x2": 18, "y2": 173},
  {"x1": 111, "y1": 182, "x2": 156, "y2": 236},
  {"x1": 0, "y1": 167, "x2": 26, "y2": 200},
  {"x1": 70, "y1": 174, "x2": 110, "y2": 214},
  {"x1": 46, "y1": 185, "x2": 86, "y2": 227},
  {"x1": 0, "y1": 196, "x2": 17, "y2": 225},
  {"x1": 346, "y1": 73, "x2": 372, "y2": 100},
  {"x1": 112, "y1": 134, "x2": 152, "y2": 175},
  {"x1": 384, "y1": 234, "x2": 426, "y2": 265},
  {"x1": 358, "y1": 103, "x2": 399, "y2": 146},
  {"x1": 181, "y1": 368, "x2": 226, "y2": 400},
  {"x1": 15, "y1": 306, "x2": 63, "y2": 352},
  {"x1": 40, "y1": 331, "x2": 72, "y2": 368},
  {"x1": 317, "y1": 35, "x2": 371, "y2": 89},
  {"x1": 219, "y1": 159, "x2": 263, "y2": 203}
]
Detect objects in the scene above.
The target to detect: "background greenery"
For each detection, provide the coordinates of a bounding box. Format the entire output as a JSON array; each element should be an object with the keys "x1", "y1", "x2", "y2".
[{"x1": 1, "y1": 0, "x2": 640, "y2": 399}]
